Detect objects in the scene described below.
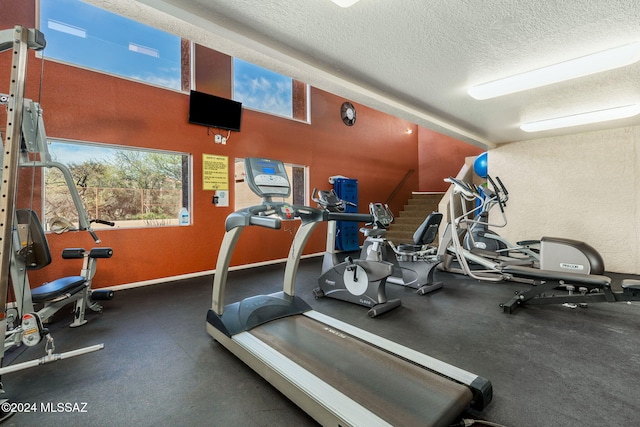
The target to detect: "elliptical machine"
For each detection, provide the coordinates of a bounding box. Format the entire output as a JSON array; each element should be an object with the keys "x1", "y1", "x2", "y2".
[
  {"x1": 313, "y1": 189, "x2": 401, "y2": 317},
  {"x1": 438, "y1": 175, "x2": 605, "y2": 282},
  {"x1": 462, "y1": 175, "x2": 540, "y2": 261}
]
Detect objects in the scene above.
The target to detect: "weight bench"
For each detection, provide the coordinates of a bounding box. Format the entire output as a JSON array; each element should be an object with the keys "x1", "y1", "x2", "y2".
[
  {"x1": 15, "y1": 210, "x2": 114, "y2": 329},
  {"x1": 500, "y1": 264, "x2": 640, "y2": 313}
]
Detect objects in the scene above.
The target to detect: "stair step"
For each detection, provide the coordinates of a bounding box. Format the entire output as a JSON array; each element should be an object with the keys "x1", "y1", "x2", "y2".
[
  {"x1": 397, "y1": 210, "x2": 437, "y2": 218},
  {"x1": 401, "y1": 193, "x2": 442, "y2": 215},
  {"x1": 384, "y1": 230, "x2": 440, "y2": 246},
  {"x1": 387, "y1": 222, "x2": 426, "y2": 230},
  {"x1": 407, "y1": 194, "x2": 443, "y2": 204},
  {"x1": 385, "y1": 192, "x2": 444, "y2": 246},
  {"x1": 384, "y1": 232, "x2": 415, "y2": 245}
]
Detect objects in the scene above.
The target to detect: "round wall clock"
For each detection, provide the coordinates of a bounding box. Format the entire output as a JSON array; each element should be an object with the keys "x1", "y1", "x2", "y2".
[{"x1": 340, "y1": 102, "x2": 356, "y2": 126}]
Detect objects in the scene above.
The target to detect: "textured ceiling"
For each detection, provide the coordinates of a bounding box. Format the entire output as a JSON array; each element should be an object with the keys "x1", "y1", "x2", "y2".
[{"x1": 86, "y1": 0, "x2": 640, "y2": 148}]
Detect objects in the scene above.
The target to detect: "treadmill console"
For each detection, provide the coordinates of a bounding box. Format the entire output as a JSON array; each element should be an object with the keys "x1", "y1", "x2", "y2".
[{"x1": 244, "y1": 157, "x2": 291, "y2": 199}]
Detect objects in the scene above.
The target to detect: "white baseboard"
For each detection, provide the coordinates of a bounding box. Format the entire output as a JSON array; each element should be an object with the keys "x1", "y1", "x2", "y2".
[{"x1": 104, "y1": 252, "x2": 323, "y2": 292}]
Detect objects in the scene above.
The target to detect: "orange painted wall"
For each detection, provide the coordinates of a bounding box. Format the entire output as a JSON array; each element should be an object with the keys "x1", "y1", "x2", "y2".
[
  {"x1": 1, "y1": 3, "x2": 476, "y2": 289},
  {"x1": 0, "y1": 0, "x2": 34, "y2": 28},
  {"x1": 418, "y1": 126, "x2": 484, "y2": 191}
]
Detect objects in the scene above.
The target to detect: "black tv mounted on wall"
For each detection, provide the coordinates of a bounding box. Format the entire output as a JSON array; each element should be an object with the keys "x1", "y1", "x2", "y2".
[{"x1": 188, "y1": 90, "x2": 243, "y2": 132}]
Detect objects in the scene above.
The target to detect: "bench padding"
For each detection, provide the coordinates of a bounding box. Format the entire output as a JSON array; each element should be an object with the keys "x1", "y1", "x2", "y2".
[{"x1": 31, "y1": 275, "x2": 87, "y2": 303}]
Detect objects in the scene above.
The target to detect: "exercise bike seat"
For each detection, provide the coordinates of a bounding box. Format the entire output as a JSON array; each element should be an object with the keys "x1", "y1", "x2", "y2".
[
  {"x1": 31, "y1": 275, "x2": 87, "y2": 303},
  {"x1": 397, "y1": 212, "x2": 442, "y2": 252}
]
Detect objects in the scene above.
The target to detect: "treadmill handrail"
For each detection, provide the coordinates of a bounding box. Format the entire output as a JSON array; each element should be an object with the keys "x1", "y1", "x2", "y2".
[
  {"x1": 212, "y1": 227, "x2": 243, "y2": 314},
  {"x1": 283, "y1": 220, "x2": 320, "y2": 297},
  {"x1": 215, "y1": 202, "x2": 326, "y2": 313}
]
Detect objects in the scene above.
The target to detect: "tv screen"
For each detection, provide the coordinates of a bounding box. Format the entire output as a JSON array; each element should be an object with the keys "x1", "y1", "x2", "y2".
[{"x1": 188, "y1": 90, "x2": 242, "y2": 131}]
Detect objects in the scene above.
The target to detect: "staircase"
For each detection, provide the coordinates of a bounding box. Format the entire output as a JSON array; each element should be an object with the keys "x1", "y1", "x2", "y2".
[{"x1": 384, "y1": 193, "x2": 444, "y2": 245}]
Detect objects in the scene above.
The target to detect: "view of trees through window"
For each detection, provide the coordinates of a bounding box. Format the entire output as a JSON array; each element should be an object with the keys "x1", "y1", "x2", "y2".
[{"x1": 46, "y1": 141, "x2": 190, "y2": 229}]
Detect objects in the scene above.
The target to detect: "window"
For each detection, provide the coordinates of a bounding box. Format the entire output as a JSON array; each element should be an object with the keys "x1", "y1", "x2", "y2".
[
  {"x1": 234, "y1": 159, "x2": 306, "y2": 210},
  {"x1": 39, "y1": 0, "x2": 184, "y2": 90},
  {"x1": 233, "y1": 58, "x2": 309, "y2": 122},
  {"x1": 45, "y1": 140, "x2": 190, "y2": 229}
]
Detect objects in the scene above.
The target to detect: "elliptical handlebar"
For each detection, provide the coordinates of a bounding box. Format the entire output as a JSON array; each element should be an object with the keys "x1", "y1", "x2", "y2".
[
  {"x1": 495, "y1": 176, "x2": 508, "y2": 196},
  {"x1": 486, "y1": 176, "x2": 506, "y2": 213},
  {"x1": 445, "y1": 177, "x2": 477, "y2": 199},
  {"x1": 486, "y1": 175, "x2": 510, "y2": 214},
  {"x1": 445, "y1": 175, "x2": 509, "y2": 230}
]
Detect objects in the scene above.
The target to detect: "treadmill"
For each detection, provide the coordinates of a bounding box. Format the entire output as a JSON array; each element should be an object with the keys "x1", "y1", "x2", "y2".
[{"x1": 207, "y1": 157, "x2": 492, "y2": 427}]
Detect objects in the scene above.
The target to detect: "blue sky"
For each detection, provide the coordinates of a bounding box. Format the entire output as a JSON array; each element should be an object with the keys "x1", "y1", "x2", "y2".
[
  {"x1": 40, "y1": 0, "x2": 293, "y2": 116},
  {"x1": 234, "y1": 59, "x2": 293, "y2": 117},
  {"x1": 41, "y1": 0, "x2": 182, "y2": 89},
  {"x1": 49, "y1": 141, "x2": 114, "y2": 164}
]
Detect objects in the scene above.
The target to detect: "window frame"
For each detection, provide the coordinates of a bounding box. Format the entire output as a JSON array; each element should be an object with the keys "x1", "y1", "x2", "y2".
[
  {"x1": 234, "y1": 158, "x2": 308, "y2": 211},
  {"x1": 37, "y1": 0, "x2": 187, "y2": 92},
  {"x1": 231, "y1": 58, "x2": 310, "y2": 124},
  {"x1": 44, "y1": 138, "x2": 192, "y2": 230}
]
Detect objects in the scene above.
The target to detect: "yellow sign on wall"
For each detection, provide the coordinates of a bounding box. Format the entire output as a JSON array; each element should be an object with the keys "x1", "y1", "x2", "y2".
[{"x1": 203, "y1": 154, "x2": 228, "y2": 190}]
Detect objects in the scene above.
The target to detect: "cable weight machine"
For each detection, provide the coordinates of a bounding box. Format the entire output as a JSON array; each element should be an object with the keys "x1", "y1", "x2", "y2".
[{"x1": 0, "y1": 27, "x2": 110, "y2": 415}]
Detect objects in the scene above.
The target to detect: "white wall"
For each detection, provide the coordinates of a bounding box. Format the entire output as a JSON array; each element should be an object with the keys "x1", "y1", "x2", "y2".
[{"x1": 489, "y1": 125, "x2": 640, "y2": 274}]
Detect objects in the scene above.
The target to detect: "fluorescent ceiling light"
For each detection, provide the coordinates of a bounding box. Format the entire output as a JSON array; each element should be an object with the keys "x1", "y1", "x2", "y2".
[
  {"x1": 330, "y1": 0, "x2": 360, "y2": 7},
  {"x1": 520, "y1": 104, "x2": 640, "y2": 132},
  {"x1": 469, "y1": 42, "x2": 640, "y2": 100}
]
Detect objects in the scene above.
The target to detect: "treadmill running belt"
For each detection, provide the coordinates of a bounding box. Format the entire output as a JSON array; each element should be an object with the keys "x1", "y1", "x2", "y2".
[{"x1": 250, "y1": 315, "x2": 472, "y2": 427}]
